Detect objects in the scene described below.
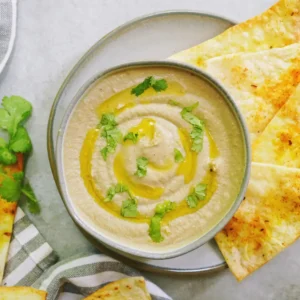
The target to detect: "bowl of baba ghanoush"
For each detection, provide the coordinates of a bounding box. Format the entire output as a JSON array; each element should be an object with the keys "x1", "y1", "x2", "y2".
[{"x1": 56, "y1": 61, "x2": 250, "y2": 259}]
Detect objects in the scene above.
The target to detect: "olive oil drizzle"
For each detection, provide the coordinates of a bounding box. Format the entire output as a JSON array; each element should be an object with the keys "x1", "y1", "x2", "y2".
[{"x1": 79, "y1": 81, "x2": 219, "y2": 224}]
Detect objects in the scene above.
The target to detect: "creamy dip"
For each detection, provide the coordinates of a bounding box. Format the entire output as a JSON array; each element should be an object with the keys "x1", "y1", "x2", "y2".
[{"x1": 63, "y1": 66, "x2": 246, "y2": 253}]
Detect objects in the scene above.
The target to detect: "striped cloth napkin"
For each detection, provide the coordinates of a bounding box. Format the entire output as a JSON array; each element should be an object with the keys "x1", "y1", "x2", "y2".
[{"x1": 2, "y1": 208, "x2": 172, "y2": 300}]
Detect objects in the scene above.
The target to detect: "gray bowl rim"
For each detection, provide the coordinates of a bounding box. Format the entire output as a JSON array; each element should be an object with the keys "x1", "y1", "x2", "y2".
[{"x1": 55, "y1": 60, "x2": 251, "y2": 260}]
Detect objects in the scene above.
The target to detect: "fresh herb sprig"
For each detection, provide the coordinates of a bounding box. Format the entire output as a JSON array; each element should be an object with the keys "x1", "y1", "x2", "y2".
[
  {"x1": 149, "y1": 200, "x2": 176, "y2": 243},
  {"x1": 104, "y1": 183, "x2": 128, "y2": 202},
  {"x1": 0, "y1": 96, "x2": 32, "y2": 165},
  {"x1": 186, "y1": 183, "x2": 207, "y2": 208},
  {"x1": 98, "y1": 113, "x2": 122, "y2": 160},
  {"x1": 123, "y1": 132, "x2": 139, "y2": 144},
  {"x1": 131, "y1": 76, "x2": 168, "y2": 96},
  {"x1": 104, "y1": 183, "x2": 139, "y2": 218},
  {"x1": 181, "y1": 102, "x2": 205, "y2": 153},
  {"x1": 0, "y1": 96, "x2": 40, "y2": 213},
  {"x1": 121, "y1": 197, "x2": 138, "y2": 218},
  {"x1": 135, "y1": 157, "x2": 148, "y2": 178}
]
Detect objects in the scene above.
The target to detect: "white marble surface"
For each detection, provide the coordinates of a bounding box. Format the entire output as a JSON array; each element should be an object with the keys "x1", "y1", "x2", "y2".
[{"x1": 2, "y1": 0, "x2": 300, "y2": 299}]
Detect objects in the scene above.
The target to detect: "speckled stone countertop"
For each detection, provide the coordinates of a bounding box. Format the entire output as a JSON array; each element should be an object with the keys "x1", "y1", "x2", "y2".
[{"x1": 4, "y1": 0, "x2": 299, "y2": 299}]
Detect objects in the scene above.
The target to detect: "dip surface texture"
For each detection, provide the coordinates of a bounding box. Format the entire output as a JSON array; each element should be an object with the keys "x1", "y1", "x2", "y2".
[{"x1": 63, "y1": 67, "x2": 246, "y2": 253}]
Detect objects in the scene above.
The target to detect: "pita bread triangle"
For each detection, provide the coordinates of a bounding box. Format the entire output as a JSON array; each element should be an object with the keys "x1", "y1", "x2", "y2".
[
  {"x1": 84, "y1": 277, "x2": 151, "y2": 300},
  {"x1": 215, "y1": 162, "x2": 300, "y2": 281},
  {"x1": 0, "y1": 155, "x2": 23, "y2": 284},
  {"x1": 203, "y1": 43, "x2": 300, "y2": 142},
  {"x1": 170, "y1": 0, "x2": 300, "y2": 67},
  {"x1": 0, "y1": 286, "x2": 47, "y2": 299},
  {"x1": 253, "y1": 84, "x2": 300, "y2": 167}
]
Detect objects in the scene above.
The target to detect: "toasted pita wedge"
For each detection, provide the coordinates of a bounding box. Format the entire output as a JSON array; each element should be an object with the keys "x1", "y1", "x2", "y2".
[
  {"x1": 0, "y1": 154, "x2": 24, "y2": 284},
  {"x1": 170, "y1": 0, "x2": 300, "y2": 66},
  {"x1": 0, "y1": 200, "x2": 16, "y2": 284},
  {"x1": 0, "y1": 286, "x2": 46, "y2": 300},
  {"x1": 215, "y1": 163, "x2": 300, "y2": 281},
  {"x1": 203, "y1": 44, "x2": 300, "y2": 141},
  {"x1": 84, "y1": 277, "x2": 151, "y2": 300},
  {"x1": 253, "y1": 84, "x2": 300, "y2": 167}
]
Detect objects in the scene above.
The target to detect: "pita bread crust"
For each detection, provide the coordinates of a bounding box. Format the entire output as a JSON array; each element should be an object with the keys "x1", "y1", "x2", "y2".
[
  {"x1": 253, "y1": 84, "x2": 300, "y2": 167},
  {"x1": 170, "y1": 0, "x2": 300, "y2": 66},
  {"x1": 0, "y1": 200, "x2": 16, "y2": 284},
  {"x1": 0, "y1": 154, "x2": 24, "y2": 284},
  {"x1": 84, "y1": 277, "x2": 151, "y2": 300},
  {"x1": 204, "y1": 44, "x2": 300, "y2": 142},
  {"x1": 215, "y1": 163, "x2": 300, "y2": 281},
  {"x1": 0, "y1": 286, "x2": 47, "y2": 299}
]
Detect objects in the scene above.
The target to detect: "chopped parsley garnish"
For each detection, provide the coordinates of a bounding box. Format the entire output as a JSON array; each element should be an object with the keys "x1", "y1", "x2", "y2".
[
  {"x1": 98, "y1": 113, "x2": 122, "y2": 161},
  {"x1": 123, "y1": 132, "x2": 139, "y2": 144},
  {"x1": 186, "y1": 183, "x2": 207, "y2": 208},
  {"x1": 181, "y1": 102, "x2": 205, "y2": 153},
  {"x1": 121, "y1": 197, "x2": 138, "y2": 218},
  {"x1": 21, "y1": 183, "x2": 40, "y2": 214},
  {"x1": 174, "y1": 148, "x2": 184, "y2": 163},
  {"x1": 135, "y1": 157, "x2": 148, "y2": 178},
  {"x1": 149, "y1": 200, "x2": 176, "y2": 243},
  {"x1": 131, "y1": 76, "x2": 168, "y2": 96},
  {"x1": 104, "y1": 183, "x2": 129, "y2": 202},
  {"x1": 168, "y1": 99, "x2": 180, "y2": 106}
]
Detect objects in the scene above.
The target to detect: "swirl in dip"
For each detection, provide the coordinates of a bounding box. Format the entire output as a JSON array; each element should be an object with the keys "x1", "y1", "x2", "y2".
[{"x1": 63, "y1": 66, "x2": 246, "y2": 253}]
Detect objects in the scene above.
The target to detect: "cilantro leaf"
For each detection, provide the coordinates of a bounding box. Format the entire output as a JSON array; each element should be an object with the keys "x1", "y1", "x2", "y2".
[
  {"x1": 105, "y1": 186, "x2": 116, "y2": 202},
  {"x1": 135, "y1": 157, "x2": 148, "y2": 178},
  {"x1": 21, "y1": 183, "x2": 40, "y2": 214},
  {"x1": 194, "y1": 183, "x2": 207, "y2": 200},
  {"x1": 168, "y1": 99, "x2": 180, "y2": 106},
  {"x1": 186, "y1": 194, "x2": 199, "y2": 208},
  {"x1": 0, "y1": 176, "x2": 21, "y2": 202},
  {"x1": 186, "y1": 183, "x2": 207, "y2": 208},
  {"x1": 155, "y1": 200, "x2": 176, "y2": 215},
  {"x1": 181, "y1": 103, "x2": 205, "y2": 153},
  {"x1": 121, "y1": 197, "x2": 138, "y2": 218},
  {"x1": 149, "y1": 215, "x2": 163, "y2": 242},
  {"x1": 190, "y1": 126, "x2": 204, "y2": 152},
  {"x1": 174, "y1": 148, "x2": 184, "y2": 163},
  {"x1": 123, "y1": 132, "x2": 139, "y2": 144},
  {"x1": 100, "y1": 113, "x2": 117, "y2": 127},
  {"x1": 131, "y1": 77, "x2": 153, "y2": 96},
  {"x1": 181, "y1": 110, "x2": 203, "y2": 128},
  {"x1": 13, "y1": 171, "x2": 24, "y2": 181},
  {"x1": 152, "y1": 79, "x2": 168, "y2": 92},
  {"x1": 0, "y1": 96, "x2": 32, "y2": 136},
  {"x1": 100, "y1": 147, "x2": 109, "y2": 161},
  {"x1": 9, "y1": 126, "x2": 32, "y2": 153},
  {"x1": 149, "y1": 200, "x2": 176, "y2": 243},
  {"x1": 104, "y1": 183, "x2": 129, "y2": 202},
  {"x1": 98, "y1": 113, "x2": 122, "y2": 160},
  {"x1": 131, "y1": 76, "x2": 168, "y2": 96},
  {"x1": 0, "y1": 138, "x2": 7, "y2": 148},
  {"x1": 0, "y1": 147, "x2": 17, "y2": 165}
]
